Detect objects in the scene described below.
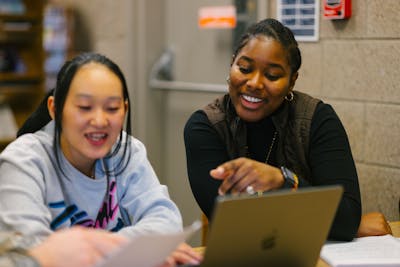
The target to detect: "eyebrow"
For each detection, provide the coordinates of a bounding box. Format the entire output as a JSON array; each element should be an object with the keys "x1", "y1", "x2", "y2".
[
  {"x1": 239, "y1": 56, "x2": 285, "y2": 71},
  {"x1": 75, "y1": 94, "x2": 123, "y2": 101}
]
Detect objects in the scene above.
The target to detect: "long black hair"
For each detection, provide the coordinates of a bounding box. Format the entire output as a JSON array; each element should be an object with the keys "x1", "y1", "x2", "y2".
[{"x1": 18, "y1": 52, "x2": 132, "y2": 176}]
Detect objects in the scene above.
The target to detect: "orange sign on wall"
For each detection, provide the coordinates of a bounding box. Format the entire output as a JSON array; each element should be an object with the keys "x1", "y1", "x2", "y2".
[{"x1": 198, "y1": 5, "x2": 237, "y2": 29}]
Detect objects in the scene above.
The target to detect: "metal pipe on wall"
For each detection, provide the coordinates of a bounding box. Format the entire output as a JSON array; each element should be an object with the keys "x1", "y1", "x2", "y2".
[{"x1": 148, "y1": 49, "x2": 227, "y2": 94}]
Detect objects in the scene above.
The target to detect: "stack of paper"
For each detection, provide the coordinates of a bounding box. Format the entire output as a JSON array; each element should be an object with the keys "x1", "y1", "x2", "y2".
[{"x1": 320, "y1": 235, "x2": 400, "y2": 267}]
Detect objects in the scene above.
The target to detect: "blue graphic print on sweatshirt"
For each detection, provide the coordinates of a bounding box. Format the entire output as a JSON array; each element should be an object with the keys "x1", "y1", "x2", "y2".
[{"x1": 49, "y1": 180, "x2": 124, "y2": 231}]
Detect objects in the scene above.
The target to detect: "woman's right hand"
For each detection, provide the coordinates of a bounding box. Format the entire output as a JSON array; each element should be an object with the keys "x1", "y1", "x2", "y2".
[{"x1": 210, "y1": 157, "x2": 285, "y2": 195}]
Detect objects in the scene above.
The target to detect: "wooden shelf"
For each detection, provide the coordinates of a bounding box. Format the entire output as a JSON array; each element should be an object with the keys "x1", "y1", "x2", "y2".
[
  {"x1": 0, "y1": 72, "x2": 42, "y2": 82},
  {"x1": 0, "y1": 0, "x2": 44, "y2": 151},
  {"x1": 0, "y1": 26, "x2": 41, "y2": 41},
  {"x1": 0, "y1": 13, "x2": 42, "y2": 21}
]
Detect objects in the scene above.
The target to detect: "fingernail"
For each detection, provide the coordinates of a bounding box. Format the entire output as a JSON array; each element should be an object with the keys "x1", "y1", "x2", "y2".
[
  {"x1": 216, "y1": 167, "x2": 224, "y2": 174},
  {"x1": 190, "y1": 259, "x2": 200, "y2": 265},
  {"x1": 218, "y1": 188, "x2": 224, "y2": 196}
]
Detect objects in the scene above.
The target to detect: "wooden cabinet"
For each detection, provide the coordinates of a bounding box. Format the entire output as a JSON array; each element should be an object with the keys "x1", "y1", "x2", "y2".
[{"x1": 0, "y1": 0, "x2": 44, "y2": 150}]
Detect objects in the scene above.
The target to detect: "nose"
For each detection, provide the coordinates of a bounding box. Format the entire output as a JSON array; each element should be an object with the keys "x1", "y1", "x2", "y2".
[
  {"x1": 90, "y1": 109, "x2": 109, "y2": 127},
  {"x1": 246, "y1": 72, "x2": 264, "y2": 90}
]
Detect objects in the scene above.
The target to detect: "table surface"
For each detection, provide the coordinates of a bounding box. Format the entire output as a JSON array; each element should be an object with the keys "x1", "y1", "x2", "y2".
[{"x1": 194, "y1": 221, "x2": 400, "y2": 267}]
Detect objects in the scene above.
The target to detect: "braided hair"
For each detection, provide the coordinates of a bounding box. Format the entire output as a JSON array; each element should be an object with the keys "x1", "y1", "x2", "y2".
[{"x1": 233, "y1": 18, "x2": 301, "y2": 74}]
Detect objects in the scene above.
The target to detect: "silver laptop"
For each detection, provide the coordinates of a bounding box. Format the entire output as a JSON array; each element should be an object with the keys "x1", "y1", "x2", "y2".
[{"x1": 194, "y1": 185, "x2": 343, "y2": 267}]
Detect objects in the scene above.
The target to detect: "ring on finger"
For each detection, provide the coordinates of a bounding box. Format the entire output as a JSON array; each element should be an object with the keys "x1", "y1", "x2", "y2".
[{"x1": 246, "y1": 185, "x2": 255, "y2": 195}]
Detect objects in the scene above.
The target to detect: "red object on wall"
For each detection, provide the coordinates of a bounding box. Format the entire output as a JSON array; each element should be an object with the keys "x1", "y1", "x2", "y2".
[{"x1": 323, "y1": 0, "x2": 351, "y2": 20}]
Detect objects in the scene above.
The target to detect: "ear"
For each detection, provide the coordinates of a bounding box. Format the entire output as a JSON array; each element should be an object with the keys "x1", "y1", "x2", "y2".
[
  {"x1": 124, "y1": 100, "x2": 128, "y2": 114},
  {"x1": 289, "y1": 71, "x2": 298, "y2": 91},
  {"x1": 47, "y1": 96, "x2": 56, "y2": 120},
  {"x1": 230, "y1": 54, "x2": 235, "y2": 66}
]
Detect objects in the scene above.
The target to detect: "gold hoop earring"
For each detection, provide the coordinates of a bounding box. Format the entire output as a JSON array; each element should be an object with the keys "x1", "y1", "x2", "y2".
[{"x1": 285, "y1": 92, "x2": 294, "y2": 101}]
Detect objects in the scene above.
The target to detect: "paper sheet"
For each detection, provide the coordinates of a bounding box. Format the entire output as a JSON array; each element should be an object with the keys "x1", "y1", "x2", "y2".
[
  {"x1": 320, "y1": 235, "x2": 400, "y2": 267},
  {"x1": 96, "y1": 221, "x2": 201, "y2": 267}
]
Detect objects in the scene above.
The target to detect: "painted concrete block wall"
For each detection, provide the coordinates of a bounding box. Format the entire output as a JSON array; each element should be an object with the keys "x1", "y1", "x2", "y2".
[
  {"x1": 56, "y1": 0, "x2": 135, "y2": 78},
  {"x1": 289, "y1": 0, "x2": 400, "y2": 220}
]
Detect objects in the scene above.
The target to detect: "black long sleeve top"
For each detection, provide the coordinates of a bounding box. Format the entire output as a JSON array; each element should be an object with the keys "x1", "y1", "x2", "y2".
[{"x1": 184, "y1": 101, "x2": 361, "y2": 241}]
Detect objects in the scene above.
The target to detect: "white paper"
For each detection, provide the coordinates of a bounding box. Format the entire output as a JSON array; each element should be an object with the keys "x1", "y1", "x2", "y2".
[
  {"x1": 96, "y1": 221, "x2": 201, "y2": 267},
  {"x1": 320, "y1": 235, "x2": 400, "y2": 267}
]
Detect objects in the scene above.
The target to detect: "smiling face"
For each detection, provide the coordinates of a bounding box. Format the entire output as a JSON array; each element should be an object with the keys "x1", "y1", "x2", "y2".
[
  {"x1": 48, "y1": 62, "x2": 127, "y2": 172},
  {"x1": 228, "y1": 35, "x2": 298, "y2": 122}
]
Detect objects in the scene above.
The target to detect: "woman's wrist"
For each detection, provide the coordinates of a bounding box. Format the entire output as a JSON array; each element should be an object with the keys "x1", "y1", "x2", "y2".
[
  {"x1": 275, "y1": 166, "x2": 286, "y2": 188},
  {"x1": 280, "y1": 166, "x2": 299, "y2": 190}
]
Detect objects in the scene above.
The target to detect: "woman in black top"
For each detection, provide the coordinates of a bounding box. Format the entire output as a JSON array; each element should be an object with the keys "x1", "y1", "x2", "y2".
[{"x1": 184, "y1": 18, "x2": 361, "y2": 241}]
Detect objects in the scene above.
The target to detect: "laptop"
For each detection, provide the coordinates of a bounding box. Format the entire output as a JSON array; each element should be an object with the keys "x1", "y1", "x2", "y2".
[{"x1": 189, "y1": 185, "x2": 343, "y2": 267}]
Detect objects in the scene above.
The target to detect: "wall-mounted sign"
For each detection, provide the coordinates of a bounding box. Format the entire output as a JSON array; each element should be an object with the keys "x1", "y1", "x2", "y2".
[
  {"x1": 198, "y1": 5, "x2": 237, "y2": 29},
  {"x1": 277, "y1": 0, "x2": 319, "y2": 42}
]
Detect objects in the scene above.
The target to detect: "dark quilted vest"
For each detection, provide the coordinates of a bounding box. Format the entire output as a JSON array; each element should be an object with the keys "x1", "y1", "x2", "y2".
[{"x1": 202, "y1": 91, "x2": 321, "y2": 182}]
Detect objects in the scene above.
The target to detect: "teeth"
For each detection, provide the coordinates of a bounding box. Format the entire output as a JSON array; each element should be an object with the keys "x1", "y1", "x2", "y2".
[
  {"x1": 87, "y1": 133, "x2": 106, "y2": 141},
  {"x1": 243, "y1": 95, "x2": 262, "y2": 103}
]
